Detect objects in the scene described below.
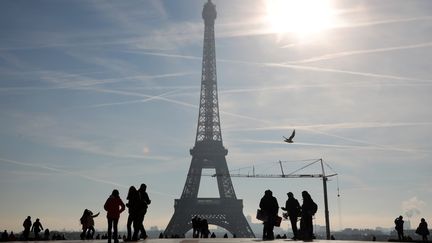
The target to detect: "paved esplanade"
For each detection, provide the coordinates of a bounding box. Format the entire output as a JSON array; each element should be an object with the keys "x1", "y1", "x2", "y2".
[{"x1": 10, "y1": 239, "x2": 381, "y2": 243}]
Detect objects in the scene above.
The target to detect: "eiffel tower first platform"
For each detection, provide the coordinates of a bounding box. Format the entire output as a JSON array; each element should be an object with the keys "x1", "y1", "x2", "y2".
[{"x1": 164, "y1": 0, "x2": 255, "y2": 238}]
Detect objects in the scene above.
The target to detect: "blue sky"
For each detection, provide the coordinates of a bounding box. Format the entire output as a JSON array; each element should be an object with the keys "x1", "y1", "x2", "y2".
[{"x1": 1, "y1": 0, "x2": 431, "y2": 233}]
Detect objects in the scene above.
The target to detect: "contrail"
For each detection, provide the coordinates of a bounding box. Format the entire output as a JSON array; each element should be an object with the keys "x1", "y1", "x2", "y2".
[
  {"x1": 231, "y1": 139, "x2": 425, "y2": 153},
  {"x1": 132, "y1": 50, "x2": 432, "y2": 83},
  {"x1": 226, "y1": 121, "x2": 432, "y2": 132},
  {"x1": 0, "y1": 157, "x2": 127, "y2": 188},
  {"x1": 0, "y1": 157, "x2": 174, "y2": 197},
  {"x1": 126, "y1": 50, "x2": 201, "y2": 61},
  {"x1": 337, "y1": 15, "x2": 432, "y2": 29},
  {"x1": 227, "y1": 121, "x2": 432, "y2": 154},
  {"x1": 82, "y1": 89, "x2": 183, "y2": 109},
  {"x1": 287, "y1": 42, "x2": 432, "y2": 64},
  {"x1": 0, "y1": 71, "x2": 196, "y2": 92},
  {"x1": 76, "y1": 85, "x2": 428, "y2": 154},
  {"x1": 265, "y1": 62, "x2": 432, "y2": 83}
]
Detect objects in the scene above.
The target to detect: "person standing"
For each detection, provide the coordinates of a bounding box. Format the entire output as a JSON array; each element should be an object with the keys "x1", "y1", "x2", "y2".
[
  {"x1": 192, "y1": 216, "x2": 200, "y2": 238},
  {"x1": 135, "y1": 184, "x2": 151, "y2": 240},
  {"x1": 104, "y1": 189, "x2": 125, "y2": 243},
  {"x1": 415, "y1": 218, "x2": 430, "y2": 242},
  {"x1": 394, "y1": 215, "x2": 404, "y2": 241},
  {"x1": 22, "y1": 216, "x2": 32, "y2": 240},
  {"x1": 281, "y1": 192, "x2": 301, "y2": 240},
  {"x1": 300, "y1": 191, "x2": 317, "y2": 241},
  {"x1": 125, "y1": 186, "x2": 139, "y2": 241},
  {"x1": 31, "y1": 218, "x2": 43, "y2": 240},
  {"x1": 259, "y1": 189, "x2": 279, "y2": 240}
]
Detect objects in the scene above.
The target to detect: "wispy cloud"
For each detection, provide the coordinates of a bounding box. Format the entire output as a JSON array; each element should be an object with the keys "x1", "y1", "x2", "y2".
[
  {"x1": 287, "y1": 42, "x2": 432, "y2": 64},
  {"x1": 229, "y1": 138, "x2": 425, "y2": 153},
  {"x1": 129, "y1": 50, "x2": 432, "y2": 84},
  {"x1": 338, "y1": 15, "x2": 432, "y2": 29},
  {"x1": 81, "y1": 89, "x2": 183, "y2": 109},
  {"x1": 0, "y1": 157, "x2": 127, "y2": 188},
  {"x1": 0, "y1": 157, "x2": 174, "y2": 197}
]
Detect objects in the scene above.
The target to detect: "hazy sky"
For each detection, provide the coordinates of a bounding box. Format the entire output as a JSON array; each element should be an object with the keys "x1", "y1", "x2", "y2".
[{"x1": 1, "y1": 0, "x2": 431, "y2": 234}]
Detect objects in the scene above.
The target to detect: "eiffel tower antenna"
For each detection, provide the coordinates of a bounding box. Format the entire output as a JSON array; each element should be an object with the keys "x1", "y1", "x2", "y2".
[{"x1": 164, "y1": 0, "x2": 255, "y2": 238}]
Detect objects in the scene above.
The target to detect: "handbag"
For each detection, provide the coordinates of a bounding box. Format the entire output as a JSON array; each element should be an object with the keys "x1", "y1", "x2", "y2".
[
  {"x1": 256, "y1": 209, "x2": 268, "y2": 221},
  {"x1": 275, "y1": 215, "x2": 282, "y2": 227}
]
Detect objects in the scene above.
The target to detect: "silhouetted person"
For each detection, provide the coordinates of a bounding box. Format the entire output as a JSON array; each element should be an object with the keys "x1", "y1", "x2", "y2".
[
  {"x1": 281, "y1": 192, "x2": 301, "y2": 240},
  {"x1": 210, "y1": 232, "x2": 216, "y2": 238},
  {"x1": 1, "y1": 230, "x2": 8, "y2": 241},
  {"x1": 200, "y1": 219, "x2": 209, "y2": 238},
  {"x1": 104, "y1": 189, "x2": 125, "y2": 243},
  {"x1": 22, "y1": 216, "x2": 32, "y2": 240},
  {"x1": 31, "y1": 218, "x2": 43, "y2": 240},
  {"x1": 8, "y1": 231, "x2": 16, "y2": 241},
  {"x1": 44, "y1": 229, "x2": 50, "y2": 241},
  {"x1": 192, "y1": 216, "x2": 200, "y2": 238},
  {"x1": 223, "y1": 233, "x2": 228, "y2": 238},
  {"x1": 394, "y1": 215, "x2": 404, "y2": 241},
  {"x1": 416, "y1": 218, "x2": 430, "y2": 242},
  {"x1": 80, "y1": 209, "x2": 99, "y2": 239},
  {"x1": 125, "y1": 186, "x2": 139, "y2": 241},
  {"x1": 135, "y1": 184, "x2": 151, "y2": 240},
  {"x1": 300, "y1": 191, "x2": 317, "y2": 241},
  {"x1": 259, "y1": 189, "x2": 279, "y2": 240}
]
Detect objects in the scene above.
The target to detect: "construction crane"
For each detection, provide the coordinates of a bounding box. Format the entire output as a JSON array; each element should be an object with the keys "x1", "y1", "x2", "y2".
[{"x1": 211, "y1": 158, "x2": 337, "y2": 240}]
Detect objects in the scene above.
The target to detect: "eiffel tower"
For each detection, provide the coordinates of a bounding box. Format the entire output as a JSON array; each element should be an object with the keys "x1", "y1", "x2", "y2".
[{"x1": 164, "y1": 0, "x2": 255, "y2": 238}]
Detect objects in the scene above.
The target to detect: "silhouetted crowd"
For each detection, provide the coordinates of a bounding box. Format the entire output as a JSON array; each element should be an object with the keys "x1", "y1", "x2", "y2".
[
  {"x1": 394, "y1": 215, "x2": 430, "y2": 242},
  {"x1": 101, "y1": 184, "x2": 151, "y2": 243},
  {"x1": 191, "y1": 216, "x2": 210, "y2": 238},
  {"x1": 2, "y1": 185, "x2": 431, "y2": 242},
  {"x1": 257, "y1": 190, "x2": 317, "y2": 241},
  {"x1": 1, "y1": 216, "x2": 66, "y2": 241}
]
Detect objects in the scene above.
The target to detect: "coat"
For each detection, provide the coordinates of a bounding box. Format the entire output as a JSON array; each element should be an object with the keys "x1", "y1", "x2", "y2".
[{"x1": 104, "y1": 196, "x2": 125, "y2": 219}]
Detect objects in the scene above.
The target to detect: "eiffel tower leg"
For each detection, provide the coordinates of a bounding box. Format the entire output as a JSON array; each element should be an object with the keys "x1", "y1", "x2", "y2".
[{"x1": 164, "y1": 204, "x2": 193, "y2": 237}]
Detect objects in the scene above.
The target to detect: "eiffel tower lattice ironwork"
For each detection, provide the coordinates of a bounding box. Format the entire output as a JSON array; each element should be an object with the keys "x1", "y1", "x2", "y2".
[{"x1": 164, "y1": 0, "x2": 255, "y2": 238}]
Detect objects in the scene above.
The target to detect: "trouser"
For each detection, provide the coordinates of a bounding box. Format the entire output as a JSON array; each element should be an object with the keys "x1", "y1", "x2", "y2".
[
  {"x1": 289, "y1": 216, "x2": 298, "y2": 238},
  {"x1": 107, "y1": 218, "x2": 119, "y2": 243},
  {"x1": 23, "y1": 229, "x2": 30, "y2": 240},
  {"x1": 127, "y1": 214, "x2": 136, "y2": 240},
  {"x1": 133, "y1": 211, "x2": 147, "y2": 240},
  {"x1": 263, "y1": 216, "x2": 276, "y2": 240}
]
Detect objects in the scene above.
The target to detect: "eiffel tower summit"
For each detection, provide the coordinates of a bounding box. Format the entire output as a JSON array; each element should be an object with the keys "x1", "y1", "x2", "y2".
[{"x1": 164, "y1": 0, "x2": 255, "y2": 238}]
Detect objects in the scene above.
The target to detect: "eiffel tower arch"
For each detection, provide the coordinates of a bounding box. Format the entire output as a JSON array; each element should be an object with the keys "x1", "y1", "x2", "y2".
[{"x1": 164, "y1": 0, "x2": 255, "y2": 238}]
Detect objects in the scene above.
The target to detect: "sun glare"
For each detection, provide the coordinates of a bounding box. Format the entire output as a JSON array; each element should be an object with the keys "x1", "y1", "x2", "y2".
[{"x1": 265, "y1": 0, "x2": 336, "y2": 35}]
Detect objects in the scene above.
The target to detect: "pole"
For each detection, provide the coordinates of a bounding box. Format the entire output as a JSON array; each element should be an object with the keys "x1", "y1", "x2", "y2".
[
  {"x1": 321, "y1": 159, "x2": 331, "y2": 240},
  {"x1": 279, "y1": 160, "x2": 285, "y2": 177}
]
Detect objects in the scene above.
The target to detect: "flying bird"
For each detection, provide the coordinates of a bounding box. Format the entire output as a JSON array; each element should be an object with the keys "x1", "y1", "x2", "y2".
[{"x1": 283, "y1": 129, "x2": 295, "y2": 143}]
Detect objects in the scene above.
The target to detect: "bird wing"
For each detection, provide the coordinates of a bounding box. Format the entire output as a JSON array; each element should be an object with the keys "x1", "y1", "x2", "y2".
[{"x1": 288, "y1": 129, "x2": 296, "y2": 140}]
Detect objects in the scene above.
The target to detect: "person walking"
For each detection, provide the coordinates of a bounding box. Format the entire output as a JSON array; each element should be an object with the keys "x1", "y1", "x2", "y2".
[
  {"x1": 125, "y1": 186, "x2": 139, "y2": 241},
  {"x1": 281, "y1": 192, "x2": 301, "y2": 240},
  {"x1": 394, "y1": 215, "x2": 404, "y2": 241},
  {"x1": 259, "y1": 189, "x2": 279, "y2": 240},
  {"x1": 31, "y1": 218, "x2": 43, "y2": 240},
  {"x1": 300, "y1": 191, "x2": 317, "y2": 241},
  {"x1": 104, "y1": 189, "x2": 125, "y2": 243},
  {"x1": 22, "y1": 216, "x2": 32, "y2": 240},
  {"x1": 135, "y1": 184, "x2": 151, "y2": 240},
  {"x1": 415, "y1": 218, "x2": 430, "y2": 242}
]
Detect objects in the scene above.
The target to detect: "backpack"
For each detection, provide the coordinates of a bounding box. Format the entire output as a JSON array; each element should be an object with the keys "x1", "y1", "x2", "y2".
[{"x1": 311, "y1": 201, "x2": 318, "y2": 215}]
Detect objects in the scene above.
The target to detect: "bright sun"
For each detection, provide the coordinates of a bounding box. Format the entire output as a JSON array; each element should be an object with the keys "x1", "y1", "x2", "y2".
[{"x1": 265, "y1": 0, "x2": 336, "y2": 35}]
